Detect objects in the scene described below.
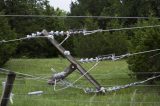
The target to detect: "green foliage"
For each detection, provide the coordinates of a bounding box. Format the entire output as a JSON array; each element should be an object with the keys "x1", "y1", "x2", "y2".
[
  {"x1": 73, "y1": 18, "x2": 128, "y2": 57},
  {"x1": 0, "y1": 13, "x2": 16, "y2": 66},
  {"x1": 1, "y1": 0, "x2": 160, "y2": 82},
  {"x1": 127, "y1": 18, "x2": 160, "y2": 80},
  {"x1": 2, "y1": 0, "x2": 66, "y2": 58},
  {"x1": 121, "y1": 0, "x2": 160, "y2": 17},
  {"x1": 73, "y1": 33, "x2": 128, "y2": 57},
  {"x1": 70, "y1": 1, "x2": 160, "y2": 81}
]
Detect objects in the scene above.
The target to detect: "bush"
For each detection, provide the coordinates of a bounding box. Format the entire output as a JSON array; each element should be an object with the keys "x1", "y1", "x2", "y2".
[
  {"x1": 127, "y1": 18, "x2": 160, "y2": 81},
  {"x1": 0, "y1": 14, "x2": 16, "y2": 66}
]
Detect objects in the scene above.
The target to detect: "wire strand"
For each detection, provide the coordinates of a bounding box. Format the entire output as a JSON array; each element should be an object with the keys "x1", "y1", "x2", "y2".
[
  {"x1": 2, "y1": 97, "x2": 160, "y2": 104},
  {"x1": 1, "y1": 15, "x2": 160, "y2": 19},
  {"x1": 0, "y1": 68, "x2": 48, "y2": 81},
  {"x1": 84, "y1": 25, "x2": 160, "y2": 35},
  {"x1": 79, "y1": 48, "x2": 160, "y2": 63},
  {"x1": 53, "y1": 61, "x2": 100, "y2": 91},
  {"x1": 1, "y1": 24, "x2": 160, "y2": 44},
  {"x1": 0, "y1": 36, "x2": 49, "y2": 44}
]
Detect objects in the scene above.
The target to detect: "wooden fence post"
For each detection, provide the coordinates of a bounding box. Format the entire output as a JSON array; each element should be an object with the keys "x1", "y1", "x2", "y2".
[
  {"x1": 0, "y1": 72, "x2": 16, "y2": 106},
  {"x1": 42, "y1": 30, "x2": 103, "y2": 92}
]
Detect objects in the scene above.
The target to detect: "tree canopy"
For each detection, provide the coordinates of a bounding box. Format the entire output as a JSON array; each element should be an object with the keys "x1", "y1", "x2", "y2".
[{"x1": 0, "y1": 12, "x2": 16, "y2": 66}]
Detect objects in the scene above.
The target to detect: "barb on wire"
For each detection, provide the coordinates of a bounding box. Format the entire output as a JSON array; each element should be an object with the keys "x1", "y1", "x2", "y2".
[
  {"x1": 57, "y1": 24, "x2": 155, "y2": 36},
  {"x1": 79, "y1": 54, "x2": 116, "y2": 63},
  {"x1": 0, "y1": 30, "x2": 79, "y2": 44},
  {"x1": 0, "y1": 31, "x2": 51, "y2": 44},
  {"x1": 79, "y1": 49, "x2": 160, "y2": 63},
  {"x1": 80, "y1": 74, "x2": 160, "y2": 93},
  {"x1": 83, "y1": 29, "x2": 102, "y2": 35},
  {"x1": 48, "y1": 25, "x2": 160, "y2": 36},
  {"x1": 1, "y1": 24, "x2": 160, "y2": 44}
]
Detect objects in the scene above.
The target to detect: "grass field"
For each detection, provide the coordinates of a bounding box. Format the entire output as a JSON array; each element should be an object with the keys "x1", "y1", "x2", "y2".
[{"x1": 0, "y1": 59, "x2": 160, "y2": 106}]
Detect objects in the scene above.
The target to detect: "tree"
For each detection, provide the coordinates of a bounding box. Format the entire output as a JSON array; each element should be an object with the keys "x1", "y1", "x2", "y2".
[
  {"x1": 0, "y1": 0, "x2": 5, "y2": 11},
  {"x1": 1, "y1": 0, "x2": 67, "y2": 58},
  {"x1": 73, "y1": 14, "x2": 99, "y2": 57},
  {"x1": 127, "y1": 18, "x2": 160, "y2": 81},
  {"x1": 0, "y1": 12, "x2": 16, "y2": 66},
  {"x1": 73, "y1": 15, "x2": 128, "y2": 57}
]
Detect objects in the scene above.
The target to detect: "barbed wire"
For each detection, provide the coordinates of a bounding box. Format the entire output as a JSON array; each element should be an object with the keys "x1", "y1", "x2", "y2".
[
  {"x1": 2, "y1": 97, "x2": 160, "y2": 104},
  {"x1": 1, "y1": 71, "x2": 160, "y2": 76},
  {"x1": 105, "y1": 75, "x2": 160, "y2": 92},
  {"x1": 1, "y1": 26, "x2": 160, "y2": 94},
  {"x1": 1, "y1": 83, "x2": 160, "y2": 87},
  {"x1": 46, "y1": 74, "x2": 160, "y2": 93},
  {"x1": 79, "y1": 49, "x2": 160, "y2": 63},
  {"x1": 1, "y1": 72, "x2": 160, "y2": 96},
  {"x1": 0, "y1": 35, "x2": 50, "y2": 44},
  {"x1": 83, "y1": 25, "x2": 160, "y2": 35},
  {"x1": 91, "y1": 72, "x2": 160, "y2": 74},
  {"x1": 60, "y1": 74, "x2": 160, "y2": 93},
  {"x1": 11, "y1": 90, "x2": 160, "y2": 96},
  {"x1": 1, "y1": 64, "x2": 160, "y2": 94},
  {"x1": 150, "y1": 52, "x2": 160, "y2": 58},
  {"x1": 1, "y1": 67, "x2": 159, "y2": 81},
  {"x1": 48, "y1": 24, "x2": 160, "y2": 36},
  {"x1": 1, "y1": 15, "x2": 160, "y2": 19},
  {"x1": 0, "y1": 89, "x2": 157, "y2": 96},
  {"x1": 1, "y1": 76, "x2": 159, "y2": 82},
  {"x1": 53, "y1": 61, "x2": 100, "y2": 92},
  {"x1": 1, "y1": 24, "x2": 160, "y2": 44},
  {"x1": 0, "y1": 77, "x2": 154, "y2": 80},
  {"x1": 0, "y1": 68, "x2": 49, "y2": 81}
]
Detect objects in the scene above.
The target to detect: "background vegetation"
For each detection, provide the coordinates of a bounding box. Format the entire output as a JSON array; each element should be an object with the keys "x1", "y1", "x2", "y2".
[
  {"x1": 0, "y1": 0, "x2": 160, "y2": 82},
  {"x1": 1, "y1": 1, "x2": 160, "y2": 105}
]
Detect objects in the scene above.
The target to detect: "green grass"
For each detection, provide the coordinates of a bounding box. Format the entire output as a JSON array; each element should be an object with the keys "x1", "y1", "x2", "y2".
[{"x1": 0, "y1": 58, "x2": 160, "y2": 106}]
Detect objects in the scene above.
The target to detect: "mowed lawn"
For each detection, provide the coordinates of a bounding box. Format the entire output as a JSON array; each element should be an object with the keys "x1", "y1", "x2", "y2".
[{"x1": 0, "y1": 59, "x2": 160, "y2": 106}]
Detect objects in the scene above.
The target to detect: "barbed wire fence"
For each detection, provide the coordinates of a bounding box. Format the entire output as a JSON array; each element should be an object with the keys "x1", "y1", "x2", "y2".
[
  {"x1": 1, "y1": 70, "x2": 160, "y2": 105},
  {"x1": 1, "y1": 24, "x2": 160, "y2": 44},
  {"x1": 1, "y1": 65, "x2": 160, "y2": 104},
  {"x1": 1, "y1": 22, "x2": 160, "y2": 105}
]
